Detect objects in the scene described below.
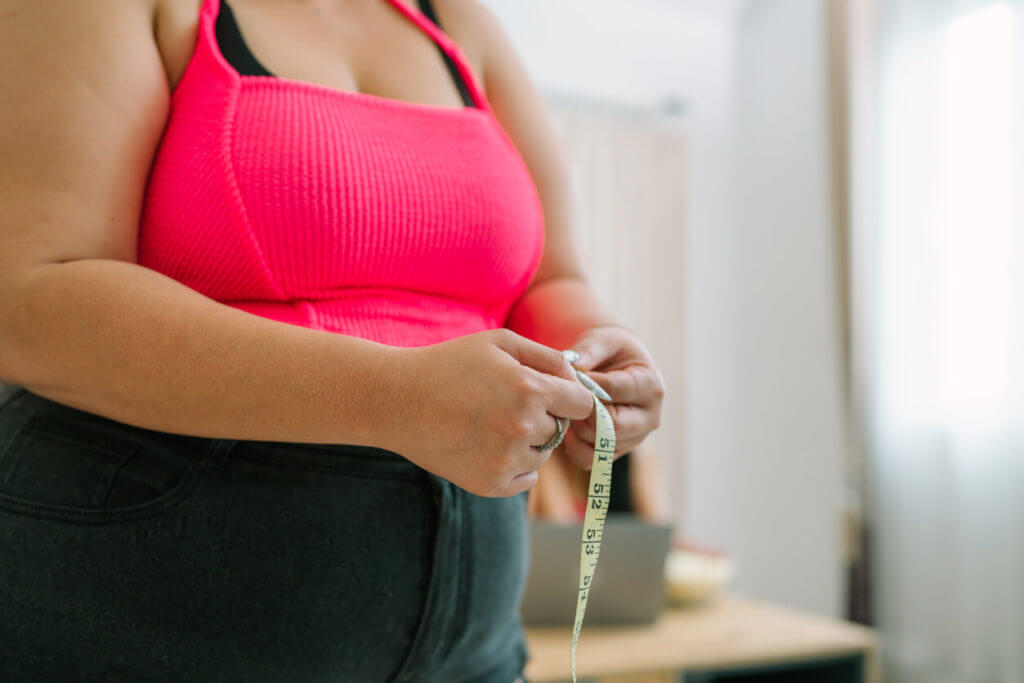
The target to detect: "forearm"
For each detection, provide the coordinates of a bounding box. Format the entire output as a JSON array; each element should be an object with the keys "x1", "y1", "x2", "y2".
[
  {"x1": 504, "y1": 275, "x2": 620, "y2": 350},
  {"x1": 0, "y1": 259, "x2": 399, "y2": 446}
]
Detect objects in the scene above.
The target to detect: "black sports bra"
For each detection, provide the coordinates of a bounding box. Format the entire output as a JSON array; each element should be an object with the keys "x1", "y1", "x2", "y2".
[{"x1": 214, "y1": 0, "x2": 476, "y2": 108}]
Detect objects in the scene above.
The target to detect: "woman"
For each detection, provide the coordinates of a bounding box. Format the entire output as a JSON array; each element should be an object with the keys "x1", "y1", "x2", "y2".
[{"x1": 0, "y1": 0, "x2": 666, "y2": 680}]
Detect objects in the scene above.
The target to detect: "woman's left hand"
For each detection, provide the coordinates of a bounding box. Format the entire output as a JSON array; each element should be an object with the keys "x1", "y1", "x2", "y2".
[{"x1": 559, "y1": 324, "x2": 666, "y2": 470}]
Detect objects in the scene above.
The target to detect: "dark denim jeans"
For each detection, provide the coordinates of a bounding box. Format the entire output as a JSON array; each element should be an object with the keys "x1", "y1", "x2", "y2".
[{"x1": 0, "y1": 384, "x2": 530, "y2": 682}]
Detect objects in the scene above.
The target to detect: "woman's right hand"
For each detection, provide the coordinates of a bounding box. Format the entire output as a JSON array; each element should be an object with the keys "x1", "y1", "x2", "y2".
[{"x1": 378, "y1": 328, "x2": 597, "y2": 498}]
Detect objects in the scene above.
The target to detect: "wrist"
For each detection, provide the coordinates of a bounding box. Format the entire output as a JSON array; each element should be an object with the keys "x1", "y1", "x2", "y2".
[
  {"x1": 505, "y1": 277, "x2": 620, "y2": 345},
  {"x1": 359, "y1": 343, "x2": 416, "y2": 453}
]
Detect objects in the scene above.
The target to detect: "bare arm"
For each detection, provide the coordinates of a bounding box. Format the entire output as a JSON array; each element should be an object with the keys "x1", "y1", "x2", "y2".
[{"x1": 0, "y1": 0, "x2": 400, "y2": 446}]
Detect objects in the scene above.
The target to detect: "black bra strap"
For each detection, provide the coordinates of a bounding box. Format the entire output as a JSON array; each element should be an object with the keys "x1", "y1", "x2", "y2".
[
  {"x1": 416, "y1": 0, "x2": 475, "y2": 107},
  {"x1": 215, "y1": 0, "x2": 475, "y2": 108},
  {"x1": 416, "y1": 0, "x2": 442, "y2": 25},
  {"x1": 215, "y1": 0, "x2": 274, "y2": 77}
]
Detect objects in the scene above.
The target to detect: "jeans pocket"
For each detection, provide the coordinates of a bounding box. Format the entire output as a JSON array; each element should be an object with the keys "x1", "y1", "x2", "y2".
[
  {"x1": 0, "y1": 412, "x2": 205, "y2": 524},
  {"x1": 388, "y1": 474, "x2": 452, "y2": 683}
]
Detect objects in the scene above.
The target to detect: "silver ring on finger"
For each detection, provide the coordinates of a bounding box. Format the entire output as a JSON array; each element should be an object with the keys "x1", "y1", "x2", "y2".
[{"x1": 532, "y1": 416, "x2": 569, "y2": 452}]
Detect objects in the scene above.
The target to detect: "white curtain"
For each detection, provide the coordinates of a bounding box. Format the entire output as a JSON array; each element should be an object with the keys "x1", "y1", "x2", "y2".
[{"x1": 851, "y1": 1, "x2": 1024, "y2": 681}]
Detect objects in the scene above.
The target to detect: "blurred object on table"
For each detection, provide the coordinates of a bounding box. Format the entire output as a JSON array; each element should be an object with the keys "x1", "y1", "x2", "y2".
[{"x1": 664, "y1": 539, "x2": 736, "y2": 606}]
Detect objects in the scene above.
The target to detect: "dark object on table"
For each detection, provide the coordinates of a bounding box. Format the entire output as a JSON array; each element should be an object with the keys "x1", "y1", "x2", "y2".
[{"x1": 520, "y1": 517, "x2": 672, "y2": 626}]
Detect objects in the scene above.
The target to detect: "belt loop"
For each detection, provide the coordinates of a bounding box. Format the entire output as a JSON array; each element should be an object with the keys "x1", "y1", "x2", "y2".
[{"x1": 203, "y1": 438, "x2": 238, "y2": 472}]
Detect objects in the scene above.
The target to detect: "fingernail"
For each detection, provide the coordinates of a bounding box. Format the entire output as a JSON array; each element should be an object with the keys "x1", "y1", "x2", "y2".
[
  {"x1": 562, "y1": 349, "x2": 580, "y2": 363},
  {"x1": 576, "y1": 370, "x2": 612, "y2": 401}
]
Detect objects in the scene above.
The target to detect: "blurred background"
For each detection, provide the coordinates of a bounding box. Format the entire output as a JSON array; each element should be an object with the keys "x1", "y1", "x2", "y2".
[{"x1": 484, "y1": 0, "x2": 1024, "y2": 681}]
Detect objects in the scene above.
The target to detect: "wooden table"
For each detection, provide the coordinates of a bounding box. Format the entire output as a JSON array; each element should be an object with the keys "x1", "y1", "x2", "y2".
[{"x1": 524, "y1": 593, "x2": 880, "y2": 683}]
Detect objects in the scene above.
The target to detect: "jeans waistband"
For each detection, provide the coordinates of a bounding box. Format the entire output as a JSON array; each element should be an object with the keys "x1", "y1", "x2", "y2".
[{"x1": 0, "y1": 383, "x2": 420, "y2": 476}]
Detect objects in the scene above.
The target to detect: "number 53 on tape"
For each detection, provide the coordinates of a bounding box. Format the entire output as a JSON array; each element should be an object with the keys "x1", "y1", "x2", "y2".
[{"x1": 569, "y1": 391, "x2": 616, "y2": 682}]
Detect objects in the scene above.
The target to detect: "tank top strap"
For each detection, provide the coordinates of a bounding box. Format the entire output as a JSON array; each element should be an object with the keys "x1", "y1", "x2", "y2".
[
  {"x1": 382, "y1": 0, "x2": 492, "y2": 112},
  {"x1": 197, "y1": 0, "x2": 490, "y2": 112}
]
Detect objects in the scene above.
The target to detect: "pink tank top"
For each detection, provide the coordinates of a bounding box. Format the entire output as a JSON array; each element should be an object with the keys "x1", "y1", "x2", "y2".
[{"x1": 138, "y1": 0, "x2": 545, "y2": 347}]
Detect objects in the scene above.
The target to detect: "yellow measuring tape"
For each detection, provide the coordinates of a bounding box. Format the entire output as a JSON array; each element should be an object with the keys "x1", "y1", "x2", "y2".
[{"x1": 565, "y1": 357, "x2": 617, "y2": 683}]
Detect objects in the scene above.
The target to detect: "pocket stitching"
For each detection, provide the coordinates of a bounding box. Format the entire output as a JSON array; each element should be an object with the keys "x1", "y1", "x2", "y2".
[
  {"x1": 15, "y1": 420, "x2": 142, "y2": 507},
  {"x1": 389, "y1": 479, "x2": 447, "y2": 683},
  {"x1": 98, "y1": 442, "x2": 144, "y2": 508},
  {"x1": 0, "y1": 456, "x2": 204, "y2": 524},
  {"x1": 0, "y1": 416, "x2": 205, "y2": 524},
  {"x1": 24, "y1": 414, "x2": 140, "y2": 455}
]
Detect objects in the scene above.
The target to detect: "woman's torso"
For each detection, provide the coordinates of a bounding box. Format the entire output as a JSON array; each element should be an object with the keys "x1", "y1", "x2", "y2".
[
  {"x1": 142, "y1": 0, "x2": 545, "y2": 347},
  {"x1": 1, "y1": 6, "x2": 538, "y2": 676}
]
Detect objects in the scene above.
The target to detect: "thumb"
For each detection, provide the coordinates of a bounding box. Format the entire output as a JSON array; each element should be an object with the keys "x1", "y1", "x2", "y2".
[{"x1": 569, "y1": 331, "x2": 615, "y2": 371}]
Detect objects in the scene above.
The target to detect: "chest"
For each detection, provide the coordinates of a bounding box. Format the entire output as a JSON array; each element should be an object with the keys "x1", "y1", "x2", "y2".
[
  {"x1": 139, "y1": 0, "x2": 544, "y2": 315},
  {"x1": 153, "y1": 0, "x2": 485, "y2": 111}
]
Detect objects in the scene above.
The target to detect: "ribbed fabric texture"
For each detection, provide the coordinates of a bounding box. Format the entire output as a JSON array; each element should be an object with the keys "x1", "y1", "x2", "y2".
[{"x1": 138, "y1": 0, "x2": 545, "y2": 348}]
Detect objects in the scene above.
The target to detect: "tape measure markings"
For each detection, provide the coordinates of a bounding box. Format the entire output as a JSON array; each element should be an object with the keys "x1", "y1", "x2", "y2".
[{"x1": 569, "y1": 391, "x2": 616, "y2": 683}]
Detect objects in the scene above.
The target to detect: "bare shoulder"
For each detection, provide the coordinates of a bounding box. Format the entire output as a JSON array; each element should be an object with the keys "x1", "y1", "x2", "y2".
[
  {"x1": 0, "y1": 0, "x2": 171, "y2": 271},
  {"x1": 428, "y1": 0, "x2": 517, "y2": 81},
  {"x1": 428, "y1": 0, "x2": 507, "y2": 39}
]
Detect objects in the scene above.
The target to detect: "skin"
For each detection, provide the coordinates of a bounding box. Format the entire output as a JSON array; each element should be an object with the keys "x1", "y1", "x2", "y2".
[{"x1": 0, "y1": 0, "x2": 665, "y2": 496}]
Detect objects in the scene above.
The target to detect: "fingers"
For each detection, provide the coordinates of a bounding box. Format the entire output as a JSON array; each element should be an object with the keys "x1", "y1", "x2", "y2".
[
  {"x1": 487, "y1": 453, "x2": 547, "y2": 498},
  {"x1": 508, "y1": 470, "x2": 540, "y2": 494},
  {"x1": 519, "y1": 411, "x2": 564, "y2": 452},
  {"x1": 496, "y1": 330, "x2": 594, "y2": 420},
  {"x1": 537, "y1": 370, "x2": 596, "y2": 421},
  {"x1": 560, "y1": 429, "x2": 643, "y2": 471},
  {"x1": 569, "y1": 403, "x2": 652, "y2": 445},
  {"x1": 528, "y1": 411, "x2": 569, "y2": 448},
  {"x1": 511, "y1": 418, "x2": 557, "y2": 486},
  {"x1": 559, "y1": 429, "x2": 601, "y2": 470},
  {"x1": 497, "y1": 329, "x2": 578, "y2": 382},
  {"x1": 581, "y1": 365, "x2": 660, "y2": 406}
]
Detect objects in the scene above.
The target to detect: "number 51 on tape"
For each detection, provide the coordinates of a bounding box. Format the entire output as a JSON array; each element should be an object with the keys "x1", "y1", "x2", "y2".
[{"x1": 569, "y1": 391, "x2": 616, "y2": 682}]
